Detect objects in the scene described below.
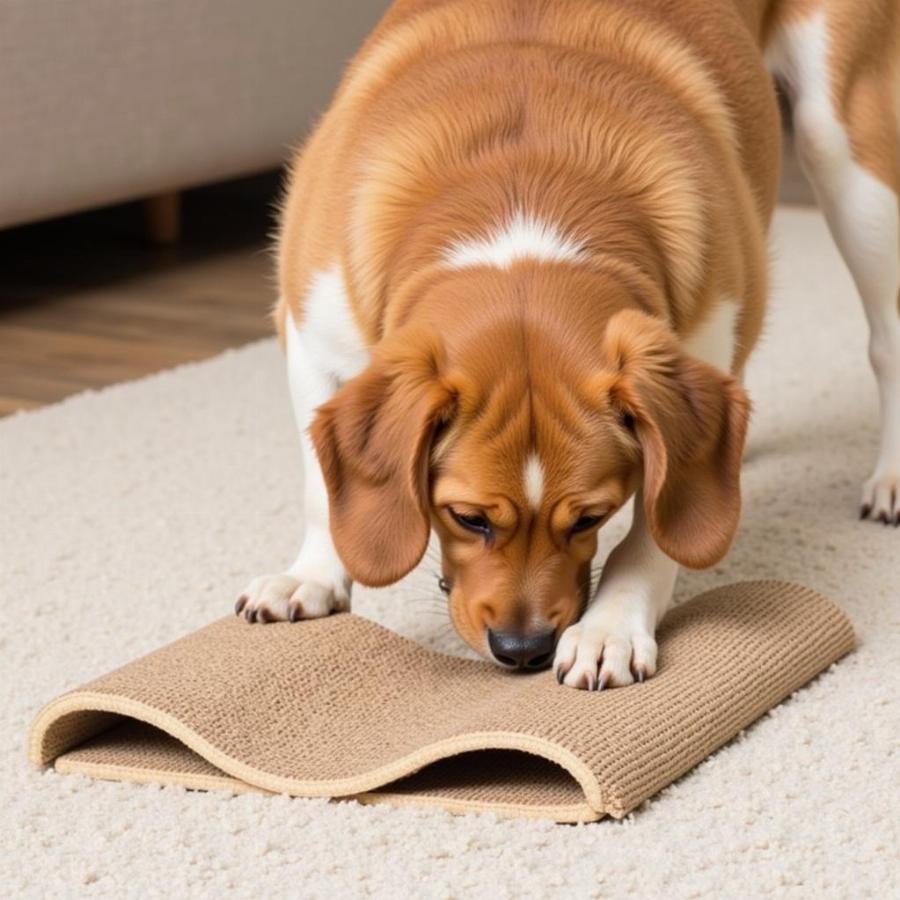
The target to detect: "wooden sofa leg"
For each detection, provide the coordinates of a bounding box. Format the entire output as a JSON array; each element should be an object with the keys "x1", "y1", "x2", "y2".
[{"x1": 144, "y1": 191, "x2": 181, "y2": 245}]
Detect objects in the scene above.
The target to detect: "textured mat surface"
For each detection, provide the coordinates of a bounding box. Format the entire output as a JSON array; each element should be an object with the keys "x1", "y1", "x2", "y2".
[{"x1": 31, "y1": 581, "x2": 854, "y2": 822}]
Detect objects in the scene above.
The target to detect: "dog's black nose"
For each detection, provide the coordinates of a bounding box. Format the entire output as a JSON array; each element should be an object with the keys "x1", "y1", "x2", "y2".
[{"x1": 487, "y1": 628, "x2": 556, "y2": 670}]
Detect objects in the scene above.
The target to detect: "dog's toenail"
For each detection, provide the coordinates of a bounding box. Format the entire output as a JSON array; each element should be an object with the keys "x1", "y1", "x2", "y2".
[
  {"x1": 597, "y1": 675, "x2": 609, "y2": 691},
  {"x1": 860, "y1": 504, "x2": 871, "y2": 520},
  {"x1": 246, "y1": 608, "x2": 257, "y2": 623},
  {"x1": 636, "y1": 669, "x2": 645, "y2": 684},
  {"x1": 289, "y1": 603, "x2": 302, "y2": 622},
  {"x1": 235, "y1": 596, "x2": 247, "y2": 615},
  {"x1": 555, "y1": 666, "x2": 565, "y2": 684}
]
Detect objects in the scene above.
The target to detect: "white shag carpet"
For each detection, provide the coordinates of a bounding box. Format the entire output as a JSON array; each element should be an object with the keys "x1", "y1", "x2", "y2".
[{"x1": 2, "y1": 207, "x2": 898, "y2": 898}]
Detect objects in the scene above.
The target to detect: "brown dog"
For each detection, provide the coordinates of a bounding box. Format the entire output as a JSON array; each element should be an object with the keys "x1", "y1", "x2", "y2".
[{"x1": 236, "y1": 0, "x2": 900, "y2": 689}]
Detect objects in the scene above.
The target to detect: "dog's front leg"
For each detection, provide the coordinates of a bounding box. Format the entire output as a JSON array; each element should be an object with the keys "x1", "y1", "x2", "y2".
[
  {"x1": 236, "y1": 299, "x2": 359, "y2": 623},
  {"x1": 553, "y1": 494, "x2": 678, "y2": 690}
]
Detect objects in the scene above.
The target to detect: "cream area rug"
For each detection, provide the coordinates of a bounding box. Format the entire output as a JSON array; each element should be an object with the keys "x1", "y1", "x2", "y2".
[{"x1": 2, "y1": 207, "x2": 898, "y2": 897}]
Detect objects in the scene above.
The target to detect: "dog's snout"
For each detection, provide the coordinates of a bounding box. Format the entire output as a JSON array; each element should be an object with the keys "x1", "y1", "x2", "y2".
[{"x1": 487, "y1": 628, "x2": 556, "y2": 670}]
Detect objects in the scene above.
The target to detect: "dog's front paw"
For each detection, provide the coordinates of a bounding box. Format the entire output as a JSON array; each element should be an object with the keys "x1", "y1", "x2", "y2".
[
  {"x1": 860, "y1": 466, "x2": 900, "y2": 525},
  {"x1": 553, "y1": 600, "x2": 658, "y2": 690},
  {"x1": 235, "y1": 573, "x2": 349, "y2": 623}
]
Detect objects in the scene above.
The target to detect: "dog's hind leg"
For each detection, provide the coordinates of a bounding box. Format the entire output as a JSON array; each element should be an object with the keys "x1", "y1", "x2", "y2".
[{"x1": 768, "y1": 6, "x2": 900, "y2": 524}]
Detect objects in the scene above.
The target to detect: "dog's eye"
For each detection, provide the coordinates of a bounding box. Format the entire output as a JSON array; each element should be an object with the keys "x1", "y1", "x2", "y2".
[
  {"x1": 621, "y1": 411, "x2": 636, "y2": 432},
  {"x1": 570, "y1": 514, "x2": 603, "y2": 535},
  {"x1": 449, "y1": 508, "x2": 493, "y2": 537}
]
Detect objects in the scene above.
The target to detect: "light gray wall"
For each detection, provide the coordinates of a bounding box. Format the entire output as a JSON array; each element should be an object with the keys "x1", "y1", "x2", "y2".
[{"x1": 0, "y1": 0, "x2": 391, "y2": 228}]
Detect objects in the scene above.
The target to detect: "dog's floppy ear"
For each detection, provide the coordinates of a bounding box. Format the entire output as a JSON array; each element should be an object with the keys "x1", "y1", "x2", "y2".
[
  {"x1": 602, "y1": 309, "x2": 750, "y2": 568},
  {"x1": 309, "y1": 329, "x2": 454, "y2": 587}
]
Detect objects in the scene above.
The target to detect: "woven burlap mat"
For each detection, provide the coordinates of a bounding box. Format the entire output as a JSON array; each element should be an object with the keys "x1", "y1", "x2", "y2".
[{"x1": 29, "y1": 580, "x2": 854, "y2": 822}]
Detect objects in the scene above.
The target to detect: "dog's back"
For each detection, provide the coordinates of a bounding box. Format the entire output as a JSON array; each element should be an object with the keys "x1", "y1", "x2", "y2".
[{"x1": 278, "y1": 0, "x2": 782, "y2": 354}]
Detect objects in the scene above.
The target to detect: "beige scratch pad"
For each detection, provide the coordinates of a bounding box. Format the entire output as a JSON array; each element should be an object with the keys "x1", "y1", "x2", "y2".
[{"x1": 29, "y1": 581, "x2": 854, "y2": 823}]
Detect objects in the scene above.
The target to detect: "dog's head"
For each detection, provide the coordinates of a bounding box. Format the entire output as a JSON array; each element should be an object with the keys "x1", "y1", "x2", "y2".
[{"x1": 310, "y1": 273, "x2": 749, "y2": 668}]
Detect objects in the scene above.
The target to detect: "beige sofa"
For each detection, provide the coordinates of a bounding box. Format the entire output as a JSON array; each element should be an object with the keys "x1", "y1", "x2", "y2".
[{"x1": 0, "y1": 0, "x2": 388, "y2": 230}]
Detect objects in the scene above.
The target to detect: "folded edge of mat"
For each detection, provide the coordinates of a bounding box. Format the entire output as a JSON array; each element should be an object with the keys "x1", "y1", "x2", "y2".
[
  {"x1": 50, "y1": 721, "x2": 599, "y2": 822},
  {"x1": 29, "y1": 692, "x2": 603, "y2": 814}
]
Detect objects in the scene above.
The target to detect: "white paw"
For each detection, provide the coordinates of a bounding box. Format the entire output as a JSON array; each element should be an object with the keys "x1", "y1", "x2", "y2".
[
  {"x1": 861, "y1": 467, "x2": 900, "y2": 526},
  {"x1": 235, "y1": 573, "x2": 350, "y2": 623},
  {"x1": 553, "y1": 602, "x2": 658, "y2": 691}
]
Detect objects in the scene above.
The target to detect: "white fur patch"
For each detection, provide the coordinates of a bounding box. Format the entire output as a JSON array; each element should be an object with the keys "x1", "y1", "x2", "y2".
[
  {"x1": 523, "y1": 452, "x2": 544, "y2": 510},
  {"x1": 294, "y1": 267, "x2": 369, "y2": 384},
  {"x1": 681, "y1": 299, "x2": 738, "y2": 372},
  {"x1": 443, "y1": 210, "x2": 588, "y2": 270}
]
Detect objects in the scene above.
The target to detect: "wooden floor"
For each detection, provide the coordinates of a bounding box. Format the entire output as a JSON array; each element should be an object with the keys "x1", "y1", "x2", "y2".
[
  {"x1": 0, "y1": 174, "x2": 281, "y2": 417},
  {"x1": 0, "y1": 148, "x2": 815, "y2": 418}
]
